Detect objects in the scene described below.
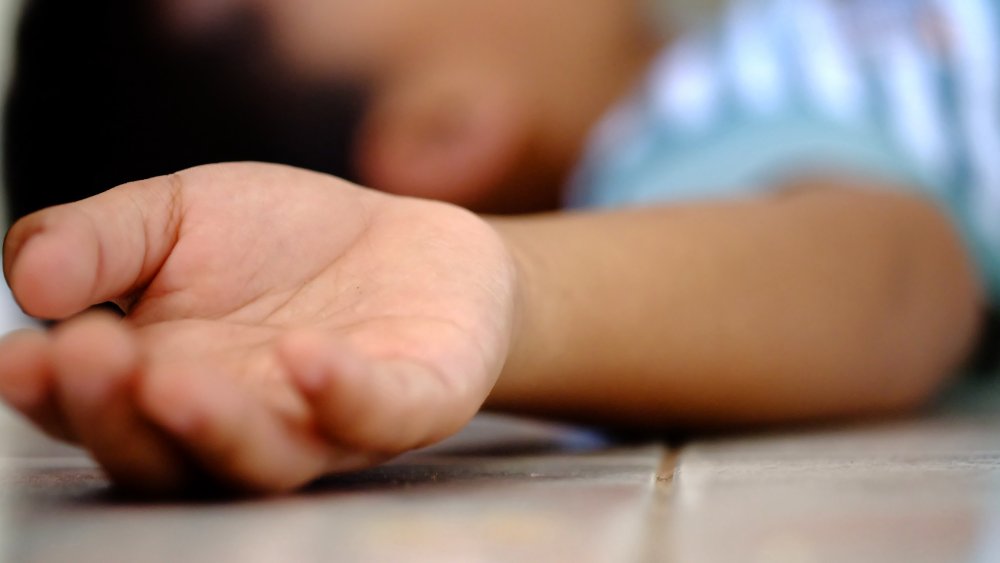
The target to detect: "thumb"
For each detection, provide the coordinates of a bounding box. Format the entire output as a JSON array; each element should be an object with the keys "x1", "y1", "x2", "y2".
[{"x1": 3, "y1": 174, "x2": 184, "y2": 319}]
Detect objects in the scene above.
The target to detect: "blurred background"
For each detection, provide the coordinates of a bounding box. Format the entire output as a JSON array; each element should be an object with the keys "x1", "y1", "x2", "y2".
[
  {"x1": 1, "y1": 0, "x2": 26, "y2": 337},
  {"x1": 0, "y1": 0, "x2": 20, "y2": 229},
  {"x1": 2, "y1": 0, "x2": 365, "y2": 225}
]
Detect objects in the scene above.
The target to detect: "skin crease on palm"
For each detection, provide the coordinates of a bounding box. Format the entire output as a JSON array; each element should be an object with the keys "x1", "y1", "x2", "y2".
[{"x1": 0, "y1": 163, "x2": 520, "y2": 493}]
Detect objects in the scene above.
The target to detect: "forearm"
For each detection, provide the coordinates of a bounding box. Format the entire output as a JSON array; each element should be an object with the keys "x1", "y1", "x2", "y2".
[{"x1": 486, "y1": 184, "x2": 983, "y2": 428}]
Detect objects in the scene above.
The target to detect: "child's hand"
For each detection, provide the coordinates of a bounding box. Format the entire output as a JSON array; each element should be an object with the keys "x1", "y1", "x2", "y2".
[{"x1": 0, "y1": 163, "x2": 518, "y2": 494}]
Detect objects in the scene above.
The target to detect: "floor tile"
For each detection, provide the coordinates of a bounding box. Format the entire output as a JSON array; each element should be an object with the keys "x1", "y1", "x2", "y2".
[
  {"x1": 1, "y1": 415, "x2": 663, "y2": 563},
  {"x1": 659, "y1": 378, "x2": 1000, "y2": 563}
]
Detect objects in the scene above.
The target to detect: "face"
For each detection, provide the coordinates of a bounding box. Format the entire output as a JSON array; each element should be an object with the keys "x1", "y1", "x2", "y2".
[{"x1": 158, "y1": 0, "x2": 659, "y2": 211}]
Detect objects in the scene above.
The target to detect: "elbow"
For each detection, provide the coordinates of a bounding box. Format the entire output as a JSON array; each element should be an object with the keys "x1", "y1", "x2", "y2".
[
  {"x1": 832, "y1": 313, "x2": 976, "y2": 419},
  {"x1": 859, "y1": 349, "x2": 958, "y2": 417},
  {"x1": 857, "y1": 195, "x2": 984, "y2": 415}
]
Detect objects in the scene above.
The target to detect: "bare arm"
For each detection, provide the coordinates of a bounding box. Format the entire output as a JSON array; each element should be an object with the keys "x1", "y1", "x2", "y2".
[
  {"x1": 488, "y1": 181, "x2": 983, "y2": 428},
  {"x1": 0, "y1": 165, "x2": 983, "y2": 493}
]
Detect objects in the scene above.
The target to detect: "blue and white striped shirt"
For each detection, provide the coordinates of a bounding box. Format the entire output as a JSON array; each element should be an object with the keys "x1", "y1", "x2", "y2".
[{"x1": 569, "y1": 0, "x2": 1000, "y2": 303}]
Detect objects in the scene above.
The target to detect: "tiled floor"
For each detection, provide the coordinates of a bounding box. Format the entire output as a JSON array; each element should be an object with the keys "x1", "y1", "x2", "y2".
[
  {"x1": 2, "y1": 376, "x2": 999, "y2": 562},
  {"x1": 1, "y1": 414, "x2": 661, "y2": 563},
  {"x1": 666, "y1": 404, "x2": 1000, "y2": 562},
  {"x1": 2, "y1": 285, "x2": 1000, "y2": 562}
]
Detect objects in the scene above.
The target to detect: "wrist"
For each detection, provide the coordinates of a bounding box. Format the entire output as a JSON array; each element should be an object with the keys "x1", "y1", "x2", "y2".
[{"x1": 483, "y1": 216, "x2": 544, "y2": 409}]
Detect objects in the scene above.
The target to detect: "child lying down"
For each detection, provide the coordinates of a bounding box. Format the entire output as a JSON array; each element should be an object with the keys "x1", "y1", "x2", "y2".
[{"x1": 0, "y1": 0, "x2": 996, "y2": 493}]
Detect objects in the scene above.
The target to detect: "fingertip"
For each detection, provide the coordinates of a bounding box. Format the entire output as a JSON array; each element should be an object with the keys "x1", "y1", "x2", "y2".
[
  {"x1": 139, "y1": 366, "x2": 326, "y2": 494},
  {"x1": 277, "y1": 332, "x2": 368, "y2": 395},
  {"x1": 277, "y1": 334, "x2": 454, "y2": 452},
  {"x1": 140, "y1": 366, "x2": 248, "y2": 442},
  {"x1": 282, "y1": 351, "x2": 330, "y2": 394},
  {"x1": 0, "y1": 326, "x2": 46, "y2": 348},
  {"x1": 52, "y1": 313, "x2": 138, "y2": 406},
  {"x1": 7, "y1": 219, "x2": 99, "y2": 320},
  {"x1": 4, "y1": 221, "x2": 29, "y2": 282},
  {"x1": 0, "y1": 328, "x2": 83, "y2": 442},
  {"x1": 3, "y1": 209, "x2": 50, "y2": 277},
  {"x1": 52, "y1": 312, "x2": 137, "y2": 370},
  {"x1": 139, "y1": 369, "x2": 209, "y2": 437},
  {"x1": 46, "y1": 333, "x2": 195, "y2": 495},
  {"x1": 0, "y1": 329, "x2": 53, "y2": 410}
]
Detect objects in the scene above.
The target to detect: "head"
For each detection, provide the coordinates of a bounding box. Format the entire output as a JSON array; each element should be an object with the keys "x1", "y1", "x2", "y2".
[{"x1": 160, "y1": 0, "x2": 661, "y2": 211}]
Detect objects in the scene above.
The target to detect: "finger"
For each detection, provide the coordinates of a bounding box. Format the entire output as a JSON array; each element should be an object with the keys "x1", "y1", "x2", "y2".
[
  {"x1": 3, "y1": 173, "x2": 184, "y2": 319},
  {"x1": 278, "y1": 332, "x2": 478, "y2": 454},
  {"x1": 138, "y1": 366, "x2": 368, "y2": 494},
  {"x1": 52, "y1": 313, "x2": 189, "y2": 493},
  {"x1": 0, "y1": 329, "x2": 78, "y2": 442}
]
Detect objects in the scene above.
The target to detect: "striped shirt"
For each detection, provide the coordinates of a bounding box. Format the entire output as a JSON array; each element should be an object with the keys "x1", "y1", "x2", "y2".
[{"x1": 568, "y1": 0, "x2": 1000, "y2": 304}]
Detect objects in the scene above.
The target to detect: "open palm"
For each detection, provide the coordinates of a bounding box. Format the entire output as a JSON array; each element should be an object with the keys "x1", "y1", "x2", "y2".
[{"x1": 0, "y1": 163, "x2": 518, "y2": 493}]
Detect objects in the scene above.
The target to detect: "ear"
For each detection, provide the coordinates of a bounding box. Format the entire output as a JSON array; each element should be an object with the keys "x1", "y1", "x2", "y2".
[{"x1": 355, "y1": 67, "x2": 525, "y2": 207}]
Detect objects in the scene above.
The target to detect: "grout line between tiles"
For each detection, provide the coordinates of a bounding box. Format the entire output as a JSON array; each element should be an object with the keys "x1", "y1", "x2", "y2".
[
  {"x1": 634, "y1": 444, "x2": 681, "y2": 562},
  {"x1": 655, "y1": 446, "x2": 680, "y2": 490}
]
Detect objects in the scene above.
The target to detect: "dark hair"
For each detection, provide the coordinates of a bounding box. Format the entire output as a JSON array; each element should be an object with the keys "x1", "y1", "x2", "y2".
[{"x1": 4, "y1": 0, "x2": 366, "y2": 223}]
